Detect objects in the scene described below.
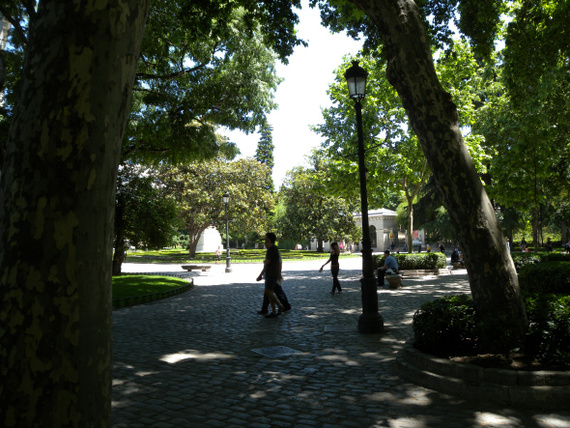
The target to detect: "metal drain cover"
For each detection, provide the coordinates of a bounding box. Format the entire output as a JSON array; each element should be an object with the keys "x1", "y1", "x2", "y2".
[
  {"x1": 251, "y1": 346, "x2": 301, "y2": 358},
  {"x1": 324, "y1": 325, "x2": 357, "y2": 333}
]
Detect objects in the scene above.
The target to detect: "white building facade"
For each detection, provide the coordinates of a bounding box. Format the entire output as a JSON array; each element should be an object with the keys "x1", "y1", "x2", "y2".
[
  {"x1": 354, "y1": 208, "x2": 399, "y2": 251},
  {"x1": 312, "y1": 208, "x2": 399, "y2": 252}
]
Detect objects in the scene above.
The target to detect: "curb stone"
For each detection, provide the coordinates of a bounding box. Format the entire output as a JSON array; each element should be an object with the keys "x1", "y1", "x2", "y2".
[{"x1": 396, "y1": 339, "x2": 570, "y2": 410}]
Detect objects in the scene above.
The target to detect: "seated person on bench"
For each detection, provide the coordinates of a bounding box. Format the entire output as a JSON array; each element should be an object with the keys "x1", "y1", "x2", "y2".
[
  {"x1": 451, "y1": 248, "x2": 465, "y2": 266},
  {"x1": 377, "y1": 250, "x2": 398, "y2": 287}
]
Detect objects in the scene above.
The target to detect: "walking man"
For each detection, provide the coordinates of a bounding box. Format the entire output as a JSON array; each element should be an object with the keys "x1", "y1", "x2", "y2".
[{"x1": 256, "y1": 233, "x2": 290, "y2": 317}]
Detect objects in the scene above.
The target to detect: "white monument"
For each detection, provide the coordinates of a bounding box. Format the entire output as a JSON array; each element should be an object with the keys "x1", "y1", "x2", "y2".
[{"x1": 195, "y1": 226, "x2": 223, "y2": 253}]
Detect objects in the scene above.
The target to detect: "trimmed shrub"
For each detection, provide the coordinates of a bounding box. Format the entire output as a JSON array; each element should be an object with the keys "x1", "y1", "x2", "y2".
[
  {"x1": 524, "y1": 294, "x2": 570, "y2": 367},
  {"x1": 512, "y1": 252, "x2": 570, "y2": 272},
  {"x1": 413, "y1": 292, "x2": 570, "y2": 366},
  {"x1": 373, "y1": 252, "x2": 446, "y2": 270},
  {"x1": 518, "y1": 261, "x2": 570, "y2": 295},
  {"x1": 412, "y1": 295, "x2": 479, "y2": 356}
]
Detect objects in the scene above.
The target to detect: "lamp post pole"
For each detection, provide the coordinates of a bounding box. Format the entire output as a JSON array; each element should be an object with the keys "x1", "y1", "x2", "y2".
[
  {"x1": 223, "y1": 192, "x2": 232, "y2": 273},
  {"x1": 344, "y1": 60, "x2": 383, "y2": 334}
]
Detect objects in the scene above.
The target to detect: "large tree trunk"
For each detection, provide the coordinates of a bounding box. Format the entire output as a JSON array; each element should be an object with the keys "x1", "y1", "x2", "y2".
[
  {"x1": 0, "y1": 2, "x2": 149, "y2": 426},
  {"x1": 350, "y1": 0, "x2": 527, "y2": 351},
  {"x1": 187, "y1": 227, "x2": 205, "y2": 258}
]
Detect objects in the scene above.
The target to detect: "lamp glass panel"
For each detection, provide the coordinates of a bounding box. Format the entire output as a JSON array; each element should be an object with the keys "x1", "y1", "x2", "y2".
[
  {"x1": 347, "y1": 76, "x2": 366, "y2": 99},
  {"x1": 355, "y1": 77, "x2": 366, "y2": 97}
]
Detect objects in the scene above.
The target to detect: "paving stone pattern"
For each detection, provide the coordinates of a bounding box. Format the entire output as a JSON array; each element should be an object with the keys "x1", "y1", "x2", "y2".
[{"x1": 113, "y1": 259, "x2": 570, "y2": 427}]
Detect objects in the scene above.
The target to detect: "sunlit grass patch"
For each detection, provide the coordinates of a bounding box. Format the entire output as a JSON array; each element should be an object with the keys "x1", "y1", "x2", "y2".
[{"x1": 112, "y1": 275, "x2": 191, "y2": 300}]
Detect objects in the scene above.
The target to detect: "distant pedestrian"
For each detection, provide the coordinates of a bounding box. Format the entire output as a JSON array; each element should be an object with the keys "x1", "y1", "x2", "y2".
[
  {"x1": 546, "y1": 237, "x2": 553, "y2": 252},
  {"x1": 440, "y1": 243, "x2": 445, "y2": 253},
  {"x1": 215, "y1": 246, "x2": 221, "y2": 263},
  {"x1": 256, "y1": 233, "x2": 287, "y2": 318},
  {"x1": 565, "y1": 240, "x2": 570, "y2": 254},
  {"x1": 320, "y1": 242, "x2": 342, "y2": 295},
  {"x1": 506, "y1": 238, "x2": 510, "y2": 252}
]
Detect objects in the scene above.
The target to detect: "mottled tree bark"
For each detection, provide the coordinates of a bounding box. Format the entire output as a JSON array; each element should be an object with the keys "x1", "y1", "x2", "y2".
[
  {"x1": 349, "y1": 0, "x2": 527, "y2": 350},
  {"x1": 0, "y1": 1, "x2": 149, "y2": 426}
]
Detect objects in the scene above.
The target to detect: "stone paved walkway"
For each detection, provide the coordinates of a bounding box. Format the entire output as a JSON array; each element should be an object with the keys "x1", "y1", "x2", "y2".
[{"x1": 112, "y1": 259, "x2": 570, "y2": 427}]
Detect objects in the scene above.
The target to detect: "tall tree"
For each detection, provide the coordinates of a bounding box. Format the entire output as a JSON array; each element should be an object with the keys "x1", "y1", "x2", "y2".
[
  {"x1": 116, "y1": 2, "x2": 302, "y2": 265},
  {"x1": 277, "y1": 157, "x2": 360, "y2": 251},
  {"x1": 315, "y1": 0, "x2": 527, "y2": 351},
  {"x1": 0, "y1": 2, "x2": 149, "y2": 426},
  {"x1": 314, "y1": 54, "x2": 428, "y2": 253},
  {"x1": 112, "y1": 164, "x2": 180, "y2": 276},
  {"x1": 315, "y1": 41, "x2": 490, "y2": 253},
  {"x1": 160, "y1": 158, "x2": 274, "y2": 257},
  {"x1": 255, "y1": 122, "x2": 275, "y2": 192},
  {"x1": 494, "y1": 0, "x2": 570, "y2": 247}
]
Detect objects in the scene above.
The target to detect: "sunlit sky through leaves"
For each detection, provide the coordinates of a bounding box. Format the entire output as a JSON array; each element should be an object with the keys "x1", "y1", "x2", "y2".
[{"x1": 223, "y1": 1, "x2": 362, "y2": 187}]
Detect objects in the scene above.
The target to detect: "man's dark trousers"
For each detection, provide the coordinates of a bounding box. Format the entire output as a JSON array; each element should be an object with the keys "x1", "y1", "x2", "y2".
[
  {"x1": 377, "y1": 268, "x2": 385, "y2": 288},
  {"x1": 260, "y1": 283, "x2": 291, "y2": 312}
]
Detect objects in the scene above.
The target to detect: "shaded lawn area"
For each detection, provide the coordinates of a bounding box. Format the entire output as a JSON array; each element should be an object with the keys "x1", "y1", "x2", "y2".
[{"x1": 112, "y1": 275, "x2": 191, "y2": 300}]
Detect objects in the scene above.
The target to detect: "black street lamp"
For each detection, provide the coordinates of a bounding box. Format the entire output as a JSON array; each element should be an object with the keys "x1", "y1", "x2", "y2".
[
  {"x1": 222, "y1": 192, "x2": 232, "y2": 273},
  {"x1": 344, "y1": 60, "x2": 384, "y2": 334}
]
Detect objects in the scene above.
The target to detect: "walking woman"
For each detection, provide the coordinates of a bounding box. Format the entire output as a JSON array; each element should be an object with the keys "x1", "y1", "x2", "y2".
[{"x1": 320, "y1": 242, "x2": 342, "y2": 295}]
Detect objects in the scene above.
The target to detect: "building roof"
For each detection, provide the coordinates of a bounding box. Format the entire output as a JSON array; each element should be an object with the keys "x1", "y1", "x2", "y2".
[{"x1": 354, "y1": 208, "x2": 397, "y2": 218}]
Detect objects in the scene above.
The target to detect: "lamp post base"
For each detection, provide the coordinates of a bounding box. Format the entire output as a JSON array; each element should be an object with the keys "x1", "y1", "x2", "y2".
[
  {"x1": 358, "y1": 275, "x2": 384, "y2": 334},
  {"x1": 225, "y1": 256, "x2": 232, "y2": 273},
  {"x1": 358, "y1": 312, "x2": 384, "y2": 334}
]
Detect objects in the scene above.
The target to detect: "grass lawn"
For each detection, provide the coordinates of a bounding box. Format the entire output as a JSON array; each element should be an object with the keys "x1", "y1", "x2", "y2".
[
  {"x1": 112, "y1": 275, "x2": 191, "y2": 300},
  {"x1": 125, "y1": 248, "x2": 359, "y2": 264}
]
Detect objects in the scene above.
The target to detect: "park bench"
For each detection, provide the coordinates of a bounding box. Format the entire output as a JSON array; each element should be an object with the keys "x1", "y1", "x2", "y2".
[{"x1": 181, "y1": 265, "x2": 211, "y2": 272}]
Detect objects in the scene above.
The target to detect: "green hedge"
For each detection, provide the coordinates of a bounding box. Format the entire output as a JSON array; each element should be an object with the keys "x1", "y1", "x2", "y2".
[
  {"x1": 413, "y1": 295, "x2": 479, "y2": 356},
  {"x1": 518, "y1": 261, "x2": 570, "y2": 294},
  {"x1": 413, "y1": 261, "x2": 570, "y2": 366},
  {"x1": 373, "y1": 252, "x2": 446, "y2": 270},
  {"x1": 524, "y1": 294, "x2": 570, "y2": 366},
  {"x1": 511, "y1": 251, "x2": 570, "y2": 272}
]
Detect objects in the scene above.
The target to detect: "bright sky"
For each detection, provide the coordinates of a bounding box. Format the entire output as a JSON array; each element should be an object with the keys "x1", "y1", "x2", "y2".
[{"x1": 224, "y1": 1, "x2": 363, "y2": 187}]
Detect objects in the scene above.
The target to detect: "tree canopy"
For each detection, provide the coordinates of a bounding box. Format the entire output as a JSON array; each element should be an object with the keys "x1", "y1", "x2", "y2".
[
  {"x1": 312, "y1": 39, "x2": 493, "y2": 251},
  {"x1": 277, "y1": 154, "x2": 360, "y2": 250},
  {"x1": 159, "y1": 158, "x2": 275, "y2": 256},
  {"x1": 0, "y1": 0, "x2": 306, "y2": 167},
  {"x1": 255, "y1": 122, "x2": 276, "y2": 192}
]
